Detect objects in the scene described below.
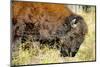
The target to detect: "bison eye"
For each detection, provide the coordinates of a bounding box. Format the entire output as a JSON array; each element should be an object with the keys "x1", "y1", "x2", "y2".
[{"x1": 71, "y1": 19, "x2": 77, "y2": 28}]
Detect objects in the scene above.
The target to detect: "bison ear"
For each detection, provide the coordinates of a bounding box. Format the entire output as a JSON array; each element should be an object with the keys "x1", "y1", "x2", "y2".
[{"x1": 70, "y1": 18, "x2": 77, "y2": 28}]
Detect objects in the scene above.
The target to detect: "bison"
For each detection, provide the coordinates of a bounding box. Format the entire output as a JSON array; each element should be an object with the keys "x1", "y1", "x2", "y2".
[{"x1": 12, "y1": 1, "x2": 88, "y2": 57}]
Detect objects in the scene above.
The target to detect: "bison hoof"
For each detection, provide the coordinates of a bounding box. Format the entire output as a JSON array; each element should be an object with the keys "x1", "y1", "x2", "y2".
[
  {"x1": 60, "y1": 50, "x2": 68, "y2": 57},
  {"x1": 60, "y1": 47, "x2": 69, "y2": 57}
]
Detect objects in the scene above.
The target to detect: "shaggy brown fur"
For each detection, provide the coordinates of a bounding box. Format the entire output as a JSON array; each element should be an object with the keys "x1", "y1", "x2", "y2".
[{"x1": 12, "y1": 1, "x2": 88, "y2": 57}]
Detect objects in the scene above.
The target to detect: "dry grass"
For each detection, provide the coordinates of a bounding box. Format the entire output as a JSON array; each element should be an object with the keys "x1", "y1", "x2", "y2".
[{"x1": 11, "y1": 6, "x2": 96, "y2": 66}]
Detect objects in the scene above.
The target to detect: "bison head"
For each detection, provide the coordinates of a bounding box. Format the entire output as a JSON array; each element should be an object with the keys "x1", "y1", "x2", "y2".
[{"x1": 60, "y1": 15, "x2": 88, "y2": 57}]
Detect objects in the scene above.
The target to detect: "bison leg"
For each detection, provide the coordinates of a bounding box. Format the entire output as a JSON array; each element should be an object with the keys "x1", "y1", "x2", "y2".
[
  {"x1": 70, "y1": 48, "x2": 79, "y2": 57},
  {"x1": 60, "y1": 47, "x2": 79, "y2": 57},
  {"x1": 60, "y1": 45, "x2": 70, "y2": 57}
]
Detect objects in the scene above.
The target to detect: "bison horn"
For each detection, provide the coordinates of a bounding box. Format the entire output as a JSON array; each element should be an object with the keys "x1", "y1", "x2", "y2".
[{"x1": 71, "y1": 18, "x2": 77, "y2": 28}]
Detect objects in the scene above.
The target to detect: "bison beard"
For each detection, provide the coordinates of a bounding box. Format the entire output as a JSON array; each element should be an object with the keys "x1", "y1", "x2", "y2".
[{"x1": 12, "y1": 2, "x2": 88, "y2": 57}]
